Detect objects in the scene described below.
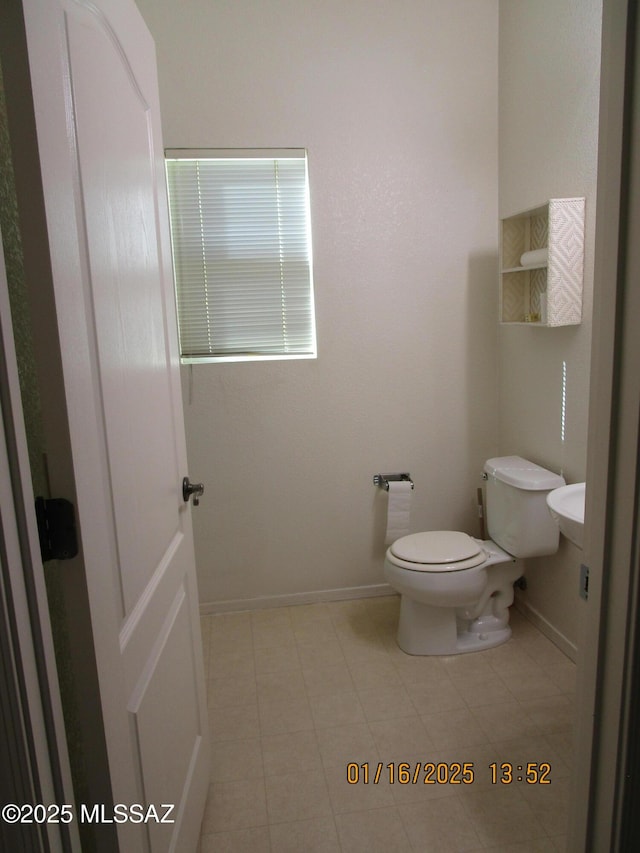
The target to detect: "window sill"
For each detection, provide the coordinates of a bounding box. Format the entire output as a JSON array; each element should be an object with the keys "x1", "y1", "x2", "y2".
[{"x1": 180, "y1": 352, "x2": 317, "y2": 365}]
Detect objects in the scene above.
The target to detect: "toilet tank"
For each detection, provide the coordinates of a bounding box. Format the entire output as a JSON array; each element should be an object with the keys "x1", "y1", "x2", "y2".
[{"x1": 484, "y1": 456, "x2": 566, "y2": 558}]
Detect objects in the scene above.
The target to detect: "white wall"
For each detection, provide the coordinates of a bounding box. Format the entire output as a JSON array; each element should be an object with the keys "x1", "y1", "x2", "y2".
[
  {"x1": 137, "y1": 0, "x2": 500, "y2": 608},
  {"x1": 498, "y1": 0, "x2": 602, "y2": 656}
]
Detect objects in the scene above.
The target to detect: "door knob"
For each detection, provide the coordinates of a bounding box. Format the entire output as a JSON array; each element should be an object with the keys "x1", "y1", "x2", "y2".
[{"x1": 182, "y1": 477, "x2": 204, "y2": 507}]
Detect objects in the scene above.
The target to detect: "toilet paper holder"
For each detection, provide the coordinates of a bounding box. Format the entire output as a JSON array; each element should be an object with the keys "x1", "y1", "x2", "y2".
[{"x1": 373, "y1": 473, "x2": 414, "y2": 491}]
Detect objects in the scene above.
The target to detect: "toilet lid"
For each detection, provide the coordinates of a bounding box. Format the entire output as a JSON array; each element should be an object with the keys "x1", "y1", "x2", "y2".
[{"x1": 389, "y1": 531, "x2": 486, "y2": 572}]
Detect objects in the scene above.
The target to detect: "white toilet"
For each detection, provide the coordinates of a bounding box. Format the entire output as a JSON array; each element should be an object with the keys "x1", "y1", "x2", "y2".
[{"x1": 383, "y1": 456, "x2": 565, "y2": 655}]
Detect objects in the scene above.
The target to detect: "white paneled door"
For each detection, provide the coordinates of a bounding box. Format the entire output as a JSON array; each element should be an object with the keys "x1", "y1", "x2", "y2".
[{"x1": 11, "y1": 0, "x2": 210, "y2": 849}]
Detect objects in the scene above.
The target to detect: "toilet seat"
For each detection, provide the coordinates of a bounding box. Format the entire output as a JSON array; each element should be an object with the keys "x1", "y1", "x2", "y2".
[{"x1": 389, "y1": 531, "x2": 486, "y2": 572}]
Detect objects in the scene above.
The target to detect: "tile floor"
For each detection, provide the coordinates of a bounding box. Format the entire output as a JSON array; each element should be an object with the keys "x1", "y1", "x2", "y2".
[{"x1": 199, "y1": 596, "x2": 575, "y2": 852}]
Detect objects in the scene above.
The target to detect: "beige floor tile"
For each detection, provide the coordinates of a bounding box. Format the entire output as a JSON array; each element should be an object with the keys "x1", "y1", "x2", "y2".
[
  {"x1": 439, "y1": 653, "x2": 495, "y2": 680},
  {"x1": 202, "y1": 644, "x2": 211, "y2": 678},
  {"x1": 288, "y1": 602, "x2": 334, "y2": 626},
  {"x1": 209, "y1": 703, "x2": 260, "y2": 743},
  {"x1": 391, "y1": 777, "x2": 462, "y2": 807},
  {"x1": 406, "y1": 677, "x2": 467, "y2": 715},
  {"x1": 250, "y1": 607, "x2": 292, "y2": 628},
  {"x1": 297, "y1": 638, "x2": 346, "y2": 669},
  {"x1": 210, "y1": 738, "x2": 263, "y2": 783},
  {"x1": 209, "y1": 650, "x2": 255, "y2": 680},
  {"x1": 200, "y1": 599, "x2": 576, "y2": 850},
  {"x1": 200, "y1": 616, "x2": 212, "y2": 647},
  {"x1": 251, "y1": 622, "x2": 297, "y2": 650},
  {"x1": 484, "y1": 640, "x2": 541, "y2": 674},
  {"x1": 469, "y1": 811, "x2": 549, "y2": 849},
  {"x1": 498, "y1": 668, "x2": 564, "y2": 702},
  {"x1": 425, "y1": 743, "x2": 508, "y2": 792},
  {"x1": 368, "y1": 714, "x2": 433, "y2": 757},
  {"x1": 393, "y1": 653, "x2": 452, "y2": 685},
  {"x1": 293, "y1": 619, "x2": 339, "y2": 645},
  {"x1": 326, "y1": 598, "x2": 370, "y2": 621},
  {"x1": 491, "y1": 735, "x2": 571, "y2": 781},
  {"x1": 335, "y1": 806, "x2": 412, "y2": 852},
  {"x1": 525, "y1": 694, "x2": 574, "y2": 733},
  {"x1": 210, "y1": 614, "x2": 253, "y2": 653},
  {"x1": 348, "y1": 657, "x2": 402, "y2": 690},
  {"x1": 200, "y1": 826, "x2": 271, "y2": 852},
  {"x1": 264, "y1": 769, "x2": 333, "y2": 823},
  {"x1": 371, "y1": 618, "x2": 400, "y2": 641},
  {"x1": 460, "y1": 785, "x2": 548, "y2": 847},
  {"x1": 338, "y1": 635, "x2": 392, "y2": 664},
  {"x1": 546, "y1": 659, "x2": 577, "y2": 693},
  {"x1": 324, "y1": 762, "x2": 395, "y2": 814},
  {"x1": 421, "y1": 707, "x2": 489, "y2": 750},
  {"x1": 302, "y1": 662, "x2": 355, "y2": 697},
  {"x1": 521, "y1": 634, "x2": 572, "y2": 668},
  {"x1": 210, "y1": 631, "x2": 254, "y2": 656},
  {"x1": 254, "y1": 643, "x2": 300, "y2": 675},
  {"x1": 482, "y1": 840, "x2": 558, "y2": 852},
  {"x1": 510, "y1": 609, "x2": 540, "y2": 630},
  {"x1": 387, "y1": 758, "x2": 474, "y2": 806},
  {"x1": 381, "y1": 636, "x2": 412, "y2": 659},
  {"x1": 210, "y1": 611, "x2": 252, "y2": 634},
  {"x1": 362, "y1": 594, "x2": 400, "y2": 617},
  {"x1": 398, "y1": 795, "x2": 483, "y2": 851},
  {"x1": 269, "y1": 816, "x2": 340, "y2": 852},
  {"x1": 544, "y1": 730, "x2": 574, "y2": 772},
  {"x1": 256, "y1": 668, "x2": 307, "y2": 704},
  {"x1": 315, "y1": 722, "x2": 378, "y2": 769},
  {"x1": 202, "y1": 778, "x2": 268, "y2": 834},
  {"x1": 521, "y1": 774, "x2": 570, "y2": 836},
  {"x1": 261, "y1": 729, "x2": 323, "y2": 776},
  {"x1": 249, "y1": 608, "x2": 293, "y2": 641},
  {"x1": 450, "y1": 671, "x2": 517, "y2": 708},
  {"x1": 258, "y1": 696, "x2": 315, "y2": 736},
  {"x1": 334, "y1": 604, "x2": 385, "y2": 627},
  {"x1": 309, "y1": 689, "x2": 367, "y2": 728},
  {"x1": 471, "y1": 700, "x2": 541, "y2": 742},
  {"x1": 358, "y1": 685, "x2": 416, "y2": 722},
  {"x1": 208, "y1": 674, "x2": 257, "y2": 709}
]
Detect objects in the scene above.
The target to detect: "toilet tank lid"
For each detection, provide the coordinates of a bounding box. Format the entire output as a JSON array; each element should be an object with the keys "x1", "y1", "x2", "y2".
[{"x1": 484, "y1": 456, "x2": 566, "y2": 491}]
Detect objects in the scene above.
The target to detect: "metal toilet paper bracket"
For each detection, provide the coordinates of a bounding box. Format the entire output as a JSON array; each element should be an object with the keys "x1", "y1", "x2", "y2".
[{"x1": 373, "y1": 473, "x2": 414, "y2": 491}]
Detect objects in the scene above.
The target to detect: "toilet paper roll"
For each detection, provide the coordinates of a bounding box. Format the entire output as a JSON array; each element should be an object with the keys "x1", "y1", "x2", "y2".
[
  {"x1": 520, "y1": 247, "x2": 548, "y2": 267},
  {"x1": 384, "y1": 481, "x2": 413, "y2": 545}
]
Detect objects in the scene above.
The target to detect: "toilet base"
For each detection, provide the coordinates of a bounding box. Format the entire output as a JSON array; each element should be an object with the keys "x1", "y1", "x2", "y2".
[
  {"x1": 452, "y1": 623, "x2": 512, "y2": 655},
  {"x1": 396, "y1": 596, "x2": 513, "y2": 656}
]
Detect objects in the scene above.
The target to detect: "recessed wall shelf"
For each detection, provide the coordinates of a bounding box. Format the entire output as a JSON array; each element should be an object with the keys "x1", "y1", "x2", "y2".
[{"x1": 500, "y1": 198, "x2": 585, "y2": 326}]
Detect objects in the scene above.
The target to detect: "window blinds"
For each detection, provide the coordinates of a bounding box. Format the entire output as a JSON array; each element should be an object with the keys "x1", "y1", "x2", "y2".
[{"x1": 165, "y1": 151, "x2": 316, "y2": 362}]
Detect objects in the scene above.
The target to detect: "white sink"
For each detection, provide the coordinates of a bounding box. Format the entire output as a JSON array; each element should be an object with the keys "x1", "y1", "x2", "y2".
[{"x1": 546, "y1": 483, "x2": 586, "y2": 549}]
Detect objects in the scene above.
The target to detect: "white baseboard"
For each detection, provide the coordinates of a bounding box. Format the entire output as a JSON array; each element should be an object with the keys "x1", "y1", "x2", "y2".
[
  {"x1": 514, "y1": 598, "x2": 577, "y2": 662},
  {"x1": 199, "y1": 583, "x2": 395, "y2": 615}
]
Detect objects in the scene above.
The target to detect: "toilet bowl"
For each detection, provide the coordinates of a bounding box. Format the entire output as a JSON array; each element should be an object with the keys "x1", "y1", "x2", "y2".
[
  {"x1": 384, "y1": 531, "x2": 522, "y2": 655},
  {"x1": 383, "y1": 456, "x2": 565, "y2": 656}
]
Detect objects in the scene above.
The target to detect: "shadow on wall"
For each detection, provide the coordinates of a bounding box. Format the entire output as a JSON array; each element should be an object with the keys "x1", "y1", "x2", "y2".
[{"x1": 466, "y1": 250, "x2": 501, "y2": 491}]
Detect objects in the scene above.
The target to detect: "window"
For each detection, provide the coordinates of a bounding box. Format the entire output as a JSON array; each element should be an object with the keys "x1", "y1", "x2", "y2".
[{"x1": 165, "y1": 149, "x2": 316, "y2": 363}]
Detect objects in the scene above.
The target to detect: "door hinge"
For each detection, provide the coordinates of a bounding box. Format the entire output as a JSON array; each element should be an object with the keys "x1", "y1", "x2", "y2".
[
  {"x1": 35, "y1": 497, "x2": 78, "y2": 562},
  {"x1": 580, "y1": 564, "x2": 590, "y2": 600}
]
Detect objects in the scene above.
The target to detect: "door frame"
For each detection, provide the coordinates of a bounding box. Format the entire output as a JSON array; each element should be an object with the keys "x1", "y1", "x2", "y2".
[
  {"x1": 571, "y1": 0, "x2": 640, "y2": 848},
  {"x1": 0, "y1": 222, "x2": 80, "y2": 851}
]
